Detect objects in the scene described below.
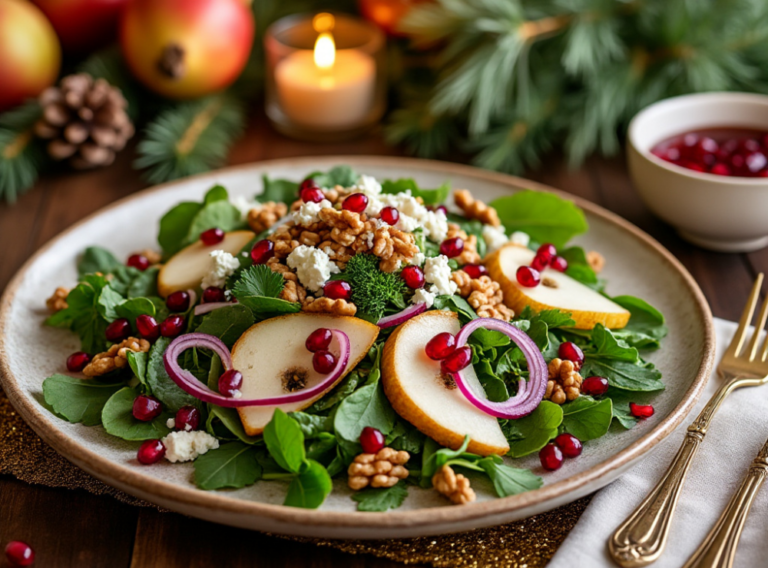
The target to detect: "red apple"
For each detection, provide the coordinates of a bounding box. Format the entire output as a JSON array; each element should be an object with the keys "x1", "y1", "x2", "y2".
[
  {"x1": 32, "y1": 0, "x2": 129, "y2": 55},
  {"x1": 120, "y1": 0, "x2": 255, "y2": 100},
  {"x1": 0, "y1": 0, "x2": 61, "y2": 112},
  {"x1": 358, "y1": 0, "x2": 433, "y2": 37}
]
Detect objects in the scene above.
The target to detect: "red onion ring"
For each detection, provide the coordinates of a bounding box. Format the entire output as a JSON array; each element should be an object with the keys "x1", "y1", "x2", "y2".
[
  {"x1": 451, "y1": 318, "x2": 547, "y2": 419},
  {"x1": 377, "y1": 302, "x2": 426, "y2": 328},
  {"x1": 162, "y1": 331, "x2": 350, "y2": 408}
]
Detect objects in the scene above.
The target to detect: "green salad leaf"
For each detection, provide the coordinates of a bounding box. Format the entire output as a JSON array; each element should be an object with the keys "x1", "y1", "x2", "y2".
[
  {"x1": 258, "y1": 175, "x2": 299, "y2": 205},
  {"x1": 559, "y1": 246, "x2": 599, "y2": 286},
  {"x1": 42, "y1": 374, "x2": 124, "y2": 426},
  {"x1": 337, "y1": 254, "x2": 407, "y2": 320},
  {"x1": 146, "y1": 337, "x2": 202, "y2": 412},
  {"x1": 310, "y1": 165, "x2": 358, "y2": 189},
  {"x1": 102, "y1": 387, "x2": 172, "y2": 441},
  {"x1": 158, "y1": 202, "x2": 203, "y2": 256},
  {"x1": 263, "y1": 408, "x2": 306, "y2": 474},
  {"x1": 230, "y1": 266, "x2": 301, "y2": 319},
  {"x1": 203, "y1": 355, "x2": 259, "y2": 444},
  {"x1": 194, "y1": 442, "x2": 262, "y2": 490},
  {"x1": 352, "y1": 483, "x2": 409, "y2": 512},
  {"x1": 612, "y1": 296, "x2": 668, "y2": 349},
  {"x1": 126, "y1": 351, "x2": 148, "y2": 385},
  {"x1": 581, "y1": 359, "x2": 664, "y2": 392},
  {"x1": 477, "y1": 457, "x2": 543, "y2": 497},
  {"x1": 334, "y1": 382, "x2": 396, "y2": 459},
  {"x1": 78, "y1": 246, "x2": 122, "y2": 276},
  {"x1": 45, "y1": 274, "x2": 111, "y2": 353},
  {"x1": 115, "y1": 297, "x2": 156, "y2": 321},
  {"x1": 381, "y1": 177, "x2": 450, "y2": 205},
  {"x1": 561, "y1": 396, "x2": 613, "y2": 441},
  {"x1": 194, "y1": 304, "x2": 255, "y2": 347},
  {"x1": 503, "y1": 401, "x2": 563, "y2": 457},
  {"x1": 284, "y1": 459, "x2": 333, "y2": 509}
]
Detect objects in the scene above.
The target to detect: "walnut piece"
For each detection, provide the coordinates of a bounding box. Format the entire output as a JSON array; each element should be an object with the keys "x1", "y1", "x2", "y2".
[
  {"x1": 545, "y1": 357, "x2": 583, "y2": 404},
  {"x1": 432, "y1": 464, "x2": 476, "y2": 505},
  {"x1": 280, "y1": 280, "x2": 307, "y2": 303},
  {"x1": 446, "y1": 224, "x2": 481, "y2": 266},
  {"x1": 587, "y1": 250, "x2": 605, "y2": 273},
  {"x1": 318, "y1": 207, "x2": 367, "y2": 247},
  {"x1": 348, "y1": 447, "x2": 410, "y2": 490},
  {"x1": 451, "y1": 270, "x2": 514, "y2": 321},
  {"x1": 267, "y1": 225, "x2": 301, "y2": 259},
  {"x1": 371, "y1": 225, "x2": 419, "y2": 273},
  {"x1": 46, "y1": 287, "x2": 69, "y2": 312},
  {"x1": 82, "y1": 337, "x2": 150, "y2": 377},
  {"x1": 302, "y1": 296, "x2": 357, "y2": 316},
  {"x1": 454, "y1": 189, "x2": 501, "y2": 227},
  {"x1": 247, "y1": 201, "x2": 288, "y2": 234}
]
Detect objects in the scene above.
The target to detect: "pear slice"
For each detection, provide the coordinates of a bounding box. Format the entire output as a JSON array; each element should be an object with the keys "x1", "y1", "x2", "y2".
[
  {"x1": 486, "y1": 243, "x2": 630, "y2": 330},
  {"x1": 232, "y1": 313, "x2": 379, "y2": 435},
  {"x1": 157, "y1": 230, "x2": 255, "y2": 298},
  {"x1": 381, "y1": 310, "x2": 509, "y2": 456}
]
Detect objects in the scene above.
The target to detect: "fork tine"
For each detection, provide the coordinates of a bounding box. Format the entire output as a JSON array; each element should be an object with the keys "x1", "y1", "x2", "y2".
[
  {"x1": 728, "y1": 273, "x2": 763, "y2": 358},
  {"x1": 747, "y1": 295, "x2": 768, "y2": 361}
]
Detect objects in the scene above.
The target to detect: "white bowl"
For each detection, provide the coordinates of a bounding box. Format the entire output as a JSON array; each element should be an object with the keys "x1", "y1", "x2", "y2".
[{"x1": 627, "y1": 92, "x2": 768, "y2": 252}]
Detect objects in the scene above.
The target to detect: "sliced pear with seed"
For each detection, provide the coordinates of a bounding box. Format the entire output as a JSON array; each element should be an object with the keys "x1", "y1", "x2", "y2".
[
  {"x1": 486, "y1": 243, "x2": 629, "y2": 330},
  {"x1": 232, "y1": 313, "x2": 379, "y2": 435},
  {"x1": 157, "y1": 230, "x2": 255, "y2": 298},
  {"x1": 381, "y1": 310, "x2": 509, "y2": 456}
]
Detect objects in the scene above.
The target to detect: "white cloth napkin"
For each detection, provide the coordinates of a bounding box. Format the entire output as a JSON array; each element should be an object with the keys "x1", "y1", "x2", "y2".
[{"x1": 549, "y1": 318, "x2": 768, "y2": 568}]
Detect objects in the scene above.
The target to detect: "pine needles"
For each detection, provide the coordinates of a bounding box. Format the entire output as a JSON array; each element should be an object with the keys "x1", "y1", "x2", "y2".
[{"x1": 0, "y1": 101, "x2": 46, "y2": 203}]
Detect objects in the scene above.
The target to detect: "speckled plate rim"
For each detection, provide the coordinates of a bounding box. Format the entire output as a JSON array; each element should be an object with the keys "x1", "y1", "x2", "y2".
[{"x1": 0, "y1": 156, "x2": 715, "y2": 537}]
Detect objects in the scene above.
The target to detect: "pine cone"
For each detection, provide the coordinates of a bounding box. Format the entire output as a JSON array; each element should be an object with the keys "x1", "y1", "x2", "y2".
[{"x1": 34, "y1": 73, "x2": 134, "y2": 170}]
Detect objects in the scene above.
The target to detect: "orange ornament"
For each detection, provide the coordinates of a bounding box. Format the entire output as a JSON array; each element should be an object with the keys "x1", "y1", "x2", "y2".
[{"x1": 358, "y1": 0, "x2": 433, "y2": 37}]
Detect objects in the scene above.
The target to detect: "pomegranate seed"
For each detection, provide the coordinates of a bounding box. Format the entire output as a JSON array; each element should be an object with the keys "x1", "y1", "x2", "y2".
[
  {"x1": 218, "y1": 370, "x2": 243, "y2": 396},
  {"x1": 661, "y1": 147, "x2": 681, "y2": 162},
  {"x1": 360, "y1": 426, "x2": 385, "y2": 454},
  {"x1": 380, "y1": 206, "x2": 400, "y2": 225},
  {"x1": 313, "y1": 350, "x2": 337, "y2": 374},
  {"x1": 342, "y1": 193, "x2": 368, "y2": 213},
  {"x1": 251, "y1": 239, "x2": 274, "y2": 265},
  {"x1": 175, "y1": 406, "x2": 201, "y2": 431},
  {"x1": 434, "y1": 205, "x2": 448, "y2": 216},
  {"x1": 401, "y1": 266, "x2": 425, "y2": 289},
  {"x1": 740, "y1": 138, "x2": 761, "y2": 153},
  {"x1": 133, "y1": 395, "x2": 162, "y2": 421},
  {"x1": 531, "y1": 255, "x2": 547, "y2": 271},
  {"x1": 462, "y1": 264, "x2": 488, "y2": 279},
  {"x1": 160, "y1": 315, "x2": 185, "y2": 337},
  {"x1": 581, "y1": 376, "x2": 609, "y2": 397},
  {"x1": 105, "y1": 318, "x2": 131, "y2": 342},
  {"x1": 684, "y1": 162, "x2": 706, "y2": 172},
  {"x1": 537, "y1": 243, "x2": 557, "y2": 264},
  {"x1": 558, "y1": 342, "x2": 584, "y2": 368},
  {"x1": 425, "y1": 332, "x2": 456, "y2": 360},
  {"x1": 710, "y1": 163, "x2": 731, "y2": 176},
  {"x1": 554, "y1": 433, "x2": 583, "y2": 458},
  {"x1": 757, "y1": 170, "x2": 768, "y2": 177},
  {"x1": 440, "y1": 237, "x2": 464, "y2": 258},
  {"x1": 166, "y1": 291, "x2": 190, "y2": 312},
  {"x1": 126, "y1": 254, "x2": 149, "y2": 271},
  {"x1": 299, "y1": 178, "x2": 320, "y2": 195},
  {"x1": 5, "y1": 541, "x2": 34, "y2": 566},
  {"x1": 200, "y1": 227, "x2": 225, "y2": 246},
  {"x1": 300, "y1": 186, "x2": 324, "y2": 203},
  {"x1": 630, "y1": 403, "x2": 654, "y2": 419},
  {"x1": 539, "y1": 443, "x2": 564, "y2": 471},
  {"x1": 324, "y1": 279, "x2": 352, "y2": 300},
  {"x1": 746, "y1": 152, "x2": 767, "y2": 173},
  {"x1": 136, "y1": 314, "x2": 160, "y2": 341},
  {"x1": 66, "y1": 351, "x2": 91, "y2": 372},
  {"x1": 550, "y1": 255, "x2": 568, "y2": 272},
  {"x1": 516, "y1": 266, "x2": 540, "y2": 287},
  {"x1": 137, "y1": 439, "x2": 165, "y2": 464},
  {"x1": 306, "y1": 328, "x2": 333, "y2": 352},
  {"x1": 440, "y1": 346, "x2": 472, "y2": 374},
  {"x1": 203, "y1": 287, "x2": 226, "y2": 303}
]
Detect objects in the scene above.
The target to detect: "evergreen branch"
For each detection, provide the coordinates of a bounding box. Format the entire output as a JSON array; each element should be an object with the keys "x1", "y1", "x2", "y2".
[
  {"x1": 78, "y1": 47, "x2": 147, "y2": 121},
  {"x1": 135, "y1": 95, "x2": 245, "y2": 184},
  {"x1": 0, "y1": 101, "x2": 46, "y2": 204}
]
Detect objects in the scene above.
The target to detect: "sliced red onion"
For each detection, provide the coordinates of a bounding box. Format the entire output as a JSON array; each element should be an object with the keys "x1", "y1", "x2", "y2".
[
  {"x1": 186, "y1": 289, "x2": 198, "y2": 308},
  {"x1": 378, "y1": 302, "x2": 426, "y2": 328},
  {"x1": 194, "y1": 301, "x2": 234, "y2": 316},
  {"x1": 452, "y1": 318, "x2": 547, "y2": 419},
  {"x1": 163, "y1": 330, "x2": 350, "y2": 408}
]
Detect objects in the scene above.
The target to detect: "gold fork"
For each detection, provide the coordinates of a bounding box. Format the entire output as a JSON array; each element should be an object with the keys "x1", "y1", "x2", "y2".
[{"x1": 609, "y1": 273, "x2": 768, "y2": 568}]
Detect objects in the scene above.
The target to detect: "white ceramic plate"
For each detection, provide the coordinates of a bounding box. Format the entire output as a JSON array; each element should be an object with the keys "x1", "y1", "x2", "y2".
[{"x1": 0, "y1": 157, "x2": 714, "y2": 539}]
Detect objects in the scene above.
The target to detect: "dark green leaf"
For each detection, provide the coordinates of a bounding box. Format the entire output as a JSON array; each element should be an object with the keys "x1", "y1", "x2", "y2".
[
  {"x1": 45, "y1": 275, "x2": 111, "y2": 353},
  {"x1": 289, "y1": 412, "x2": 332, "y2": 439},
  {"x1": 127, "y1": 268, "x2": 160, "y2": 298},
  {"x1": 204, "y1": 355, "x2": 260, "y2": 444},
  {"x1": 559, "y1": 247, "x2": 598, "y2": 285},
  {"x1": 580, "y1": 359, "x2": 664, "y2": 392},
  {"x1": 158, "y1": 202, "x2": 203, "y2": 257},
  {"x1": 127, "y1": 351, "x2": 148, "y2": 385},
  {"x1": 561, "y1": 396, "x2": 613, "y2": 441},
  {"x1": 529, "y1": 309, "x2": 576, "y2": 329},
  {"x1": 477, "y1": 458, "x2": 543, "y2": 497},
  {"x1": 116, "y1": 297, "x2": 156, "y2": 321},
  {"x1": 204, "y1": 185, "x2": 229, "y2": 204},
  {"x1": 587, "y1": 324, "x2": 640, "y2": 363},
  {"x1": 310, "y1": 165, "x2": 358, "y2": 189},
  {"x1": 258, "y1": 175, "x2": 299, "y2": 205},
  {"x1": 78, "y1": 247, "x2": 122, "y2": 276},
  {"x1": 504, "y1": 401, "x2": 563, "y2": 457},
  {"x1": 194, "y1": 441, "x2": 262, "y2": 490},
  {"x1": 304, "y1": 371, "x2": 361, "y2": 413},
  {"x1": 386, "y1": 419, "x2": 426, "y2": 453},
  {"x1": 284, "y1": 459, "x2": 332, "y2": 509},
  {"x1": 432, "y1": 294, "x2": 477, "y2": 322},
  {"x1": 334, "y1": 382, "x2": 396, "y2": 456},
  {"x1": 381, "y1": 177, "x2": 451, "y2": 205},
  {"x1": 185, "y1": 200, "x2": 243, "y2": 245},
  {"x1": 42, "y1": 374, "x2": 123, "y2": 426},
  {"x1": 97, "y1": 286, "x2": 124, "y2": 322},
  {"x1": 264, "y1": 408, "x2": 306, "y2": 473},
  {"x1": 147, "y1": 337, "x2": 202, "y2": 412},
  {"x1": 194, "y1": 304, "x2": 255, "y2": 347},
  {"x1": 352, "y1": 483, "x2": 408, "y2": 512},
  {"x1": 612, "y1": 296, "x2": 668, "y2": 349},
  {"x1": 230, "y1": 266, "x2": 301, "y2": 318},
  {"x1": 469, "y1": 328, "x2": 510, "y2": 350},
  {"x1": 101, "y1": 387, "x2": 172, "y2": 441}
]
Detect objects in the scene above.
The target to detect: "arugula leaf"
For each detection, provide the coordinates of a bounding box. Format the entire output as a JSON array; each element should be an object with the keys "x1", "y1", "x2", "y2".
[
  {"x1": 126, "y1": 351, "x2": 148, "y2": 385},
  {"x1": 587, "y1": 324, "x2": 640, "y2": 363},
  {"x1": 45, "y1": 274, "x2": 111, "y2": 353},
  {"x1": 185, "y1": 199, "x2": 242, "y2": 244},
  {"x1": 147, "y1": 337, "x2": 202, "y2": 412},
  {"x1": 306, "y1": 433, "x2": 338, "y2": 464},
  {"x1": 433, "y1": 294, "x2": 477, "y2": 322},
  {"x1": 561, "y1": 397, "x2": 613, "y2": 441},
  {"x1": 284, "y1": 459, "x2": 333, "y2": 509},
  {"x1": 204, "y1": 185, "x2": 229, "y2": 204},
  {"x1": 503, "y1": 401, "x2": 563, "y2": 457},
  {"x1": 194, "y1": 304, "x2": 255, "y2": 347},
  {"x1": 310, "y1": 165, "x2": 358, "y2": 189},
  {"x1": 386, "y1": 419, "x2": 426, "y2": 453},
  {"x1": 78, "y1": 246, "x2": 122, "y2": 276},
  {"x1": 559, "y1": 247, "x2": 598, "y2": 286},
  {"x1": 115, "y1": 297, "x2": 156, "y2": 321},
  {"x1": 580, "y1": 359, "x2": 664, "y2": 392},
  {"x1": 258, "y1": 175, "x2": 299, "y2": 205},
  {"x1": 42, "y1": 374, "x2": 123, "y2": 426},
  {"x1": 527, "y1": 308, "x2": 576, "y2": 329},
  {"x1": 96, "y1": 286, "x2": 124, "y2": 322},
  {"x1": 230, "y1": 266, "x2": 301, "y2": 318},
  {"x1": 289, "y1": 412, "x2": 332, "y2": 439},
  {"x1": 477, "y1": 458, "x2": 543, "y2": 497},
  {"x1": 612, "y1": 296, "x2": 668, "y2": 349},
  {"x1": 381, "y1": 177, "x2": 450, "y2": 205},
  {"x1": 491, "y1": 190, "x2": 588, "y2": 249},
  {"x1": 352, "y1": 483, "x2": 408, "y2": 512},
  {"x1": 158, "y1": 202, "x2": 204, "y2": 257},
  {"x1": 334, "y1": 382, "x2": 396, "y2": 458},
  {"x1": 264, "y1": 408, "x2": 306, "y2": 473},
  {"x1": 469, "y1": 328, "x2": 510, "y2": 350},
  {"x1": 127, "y1": 268, "x2": 160, "y2": 298},
  {"x1": 101, "y1": 387, "x2": 172, "y2": 441},
  {"x1": 194, "y1": 442, "x2": 262, "y2": 490}
]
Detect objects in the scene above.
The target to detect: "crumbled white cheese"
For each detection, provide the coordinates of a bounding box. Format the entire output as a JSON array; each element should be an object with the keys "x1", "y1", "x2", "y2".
[
  {"x1": 411, "y1": 286, "x2": 437, "y2": 309},
  {"x1": 482, "y1": 224, "x2": 509, "y2": 254},
  {"x1": 377, "y1": 190, "x2": 448, "y2": 242},
  {"x1": 232, "y1": 196, "x2": 258, "y2": 221},
  {"x1": 421, "y1": 209, "x2": 449, "y2": 242},
  {"x1": 166, "y1": 418, "x2": 176, "y2": 429},
  {"x1": 162, "y1": 430, "x2": 220, "y2": 463},
  {"x1": 292, "y1": 199, "x2": 332, "y2": 227},
  {"x1": 201, "y1": 250, "x2": 241, "y2": 290},
  {"x1": 286, "y1": 245, "x2": 340, "y2": 292},
  {"x1": 510, "y1": 231, "x2": 531, "y2": 247},
  {"x1": 354, "y1": 174, "x2": 383, "y2": 197},
  {"x1": 424, "y1": 255, "x2": 458, "y2": 296},
  {"x1": 410, "y1": 252, "x2": 426, "y2": 266},
  {"x1": 231, "y1": 389, "x2": 242, "y2": 399}
]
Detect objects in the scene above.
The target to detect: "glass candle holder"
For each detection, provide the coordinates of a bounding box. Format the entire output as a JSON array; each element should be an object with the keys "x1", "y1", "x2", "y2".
[{"x1": 265, "y1": 13, "x2": 386, "y2": 142}]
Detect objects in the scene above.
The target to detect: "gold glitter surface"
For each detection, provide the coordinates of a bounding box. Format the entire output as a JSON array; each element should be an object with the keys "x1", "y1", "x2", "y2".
[{"x1": 0, "y1": 387, "x2": 589, "y2": 567}]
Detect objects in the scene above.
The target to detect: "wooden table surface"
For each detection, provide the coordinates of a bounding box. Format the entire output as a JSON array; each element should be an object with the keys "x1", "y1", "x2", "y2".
[{"x1": 1, "y1": 112, "x2": 766, "y2": 568}]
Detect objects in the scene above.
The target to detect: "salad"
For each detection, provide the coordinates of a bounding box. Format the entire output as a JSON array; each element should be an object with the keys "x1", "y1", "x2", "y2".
[{"x1": 41, "y1": 165, "x2": 668, "y2": 511}]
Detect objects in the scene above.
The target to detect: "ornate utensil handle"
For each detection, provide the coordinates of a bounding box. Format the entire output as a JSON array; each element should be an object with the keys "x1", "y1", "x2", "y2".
[
  {"x1": 608, "y1": 379, "x2": 739, "y2": 568},
  {"x1": 681, "y1": 438, "x2": 768, "y2": 568}
]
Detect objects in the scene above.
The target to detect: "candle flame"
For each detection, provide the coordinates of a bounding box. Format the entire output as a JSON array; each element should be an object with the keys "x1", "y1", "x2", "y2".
[{"x1": 314, "y1": 32, "x2": 336, "y2": 70}]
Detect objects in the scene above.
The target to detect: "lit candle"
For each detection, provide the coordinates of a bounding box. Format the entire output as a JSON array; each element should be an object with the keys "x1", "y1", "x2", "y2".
[{"x1": 274, "y1": 13, "x2": 376, "y2": 130}]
